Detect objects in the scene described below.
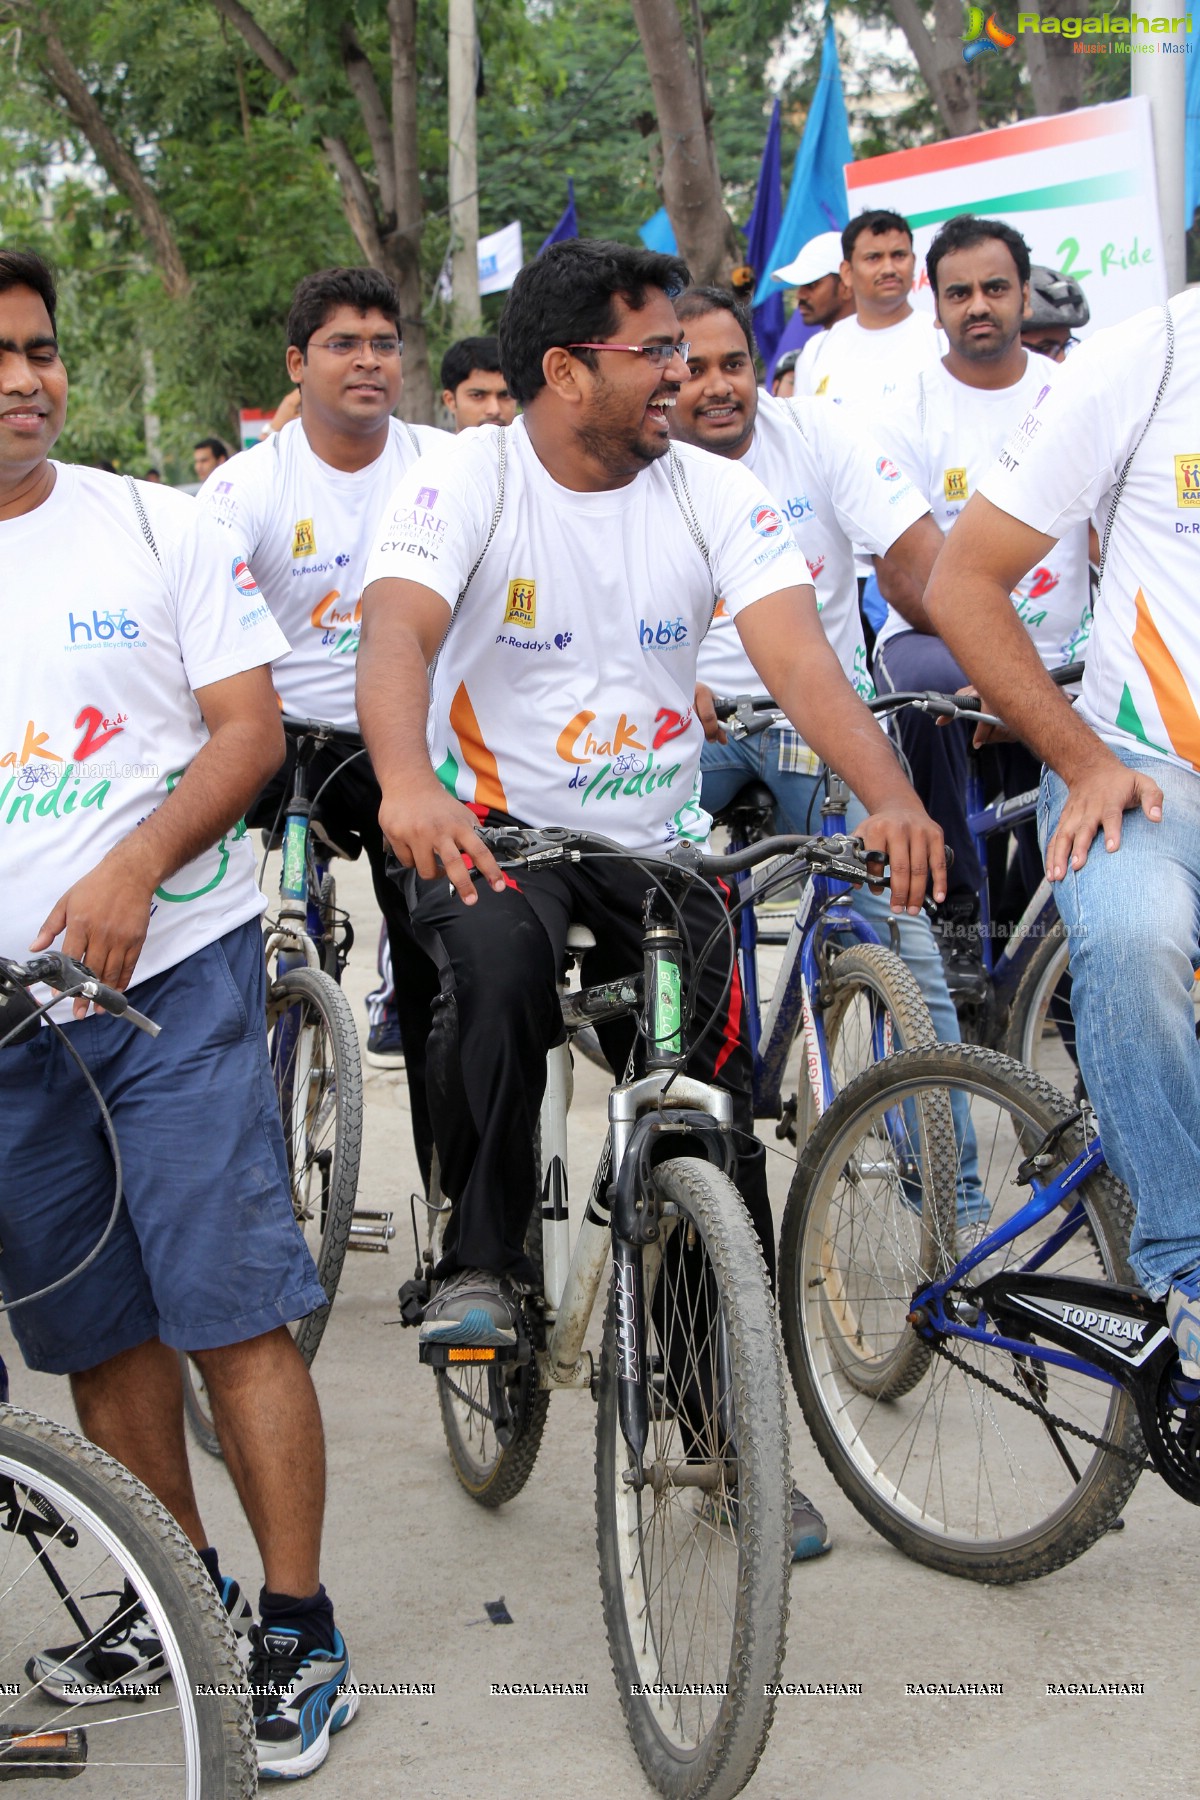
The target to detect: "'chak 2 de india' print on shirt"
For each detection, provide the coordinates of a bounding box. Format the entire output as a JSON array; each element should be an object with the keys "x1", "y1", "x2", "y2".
[
  {"x1": 0, "y1": 465, "x2": 289, "y2": 987},
  {"x1": 197, "y1": 416, "x2": 445, "y2": 731},
  {"x1": 362, "y1": 418, "x2": 812, "y2": 851},
  {"x1": 696, "y1": 390, "x2": 929, "y2": 722},
  {"x1": 978, "y1": 292, "x2": 1200, "y2": 777}
]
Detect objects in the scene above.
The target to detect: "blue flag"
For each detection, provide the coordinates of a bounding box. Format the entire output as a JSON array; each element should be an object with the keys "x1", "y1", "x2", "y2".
[
  {"x1": 1188, "y1": 32, "x2": 1200, "y2": 228},
  {"x1": 744, "y1": 99, "x2": 785, "y2": 363},
  {"x1": 638, "y1": 207, "x2": 678, "y2": 255},
  {"x1": 756, "y1": 13, "x2": 852, "y2": 306},
  {"x1": 539, "y1": 180, "x2": 578, "y2": 256}
]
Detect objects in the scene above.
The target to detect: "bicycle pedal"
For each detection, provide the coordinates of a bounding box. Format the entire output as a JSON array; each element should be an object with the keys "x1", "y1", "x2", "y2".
[
  {"x1": 348, "y1": 1208, "x2": 395, "y2": 1252},
  {"x1": 419, "y1": 1340, "x2": 521, "y2": 1368}
]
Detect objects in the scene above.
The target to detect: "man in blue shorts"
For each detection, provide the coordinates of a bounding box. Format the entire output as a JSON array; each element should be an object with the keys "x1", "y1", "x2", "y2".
[{"x1": 0, "y1": 250, "x2": 353, "y2": 1782}]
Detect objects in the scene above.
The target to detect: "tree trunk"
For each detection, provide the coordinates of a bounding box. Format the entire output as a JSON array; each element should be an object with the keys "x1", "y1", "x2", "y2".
[
  {"x1": 447, "y1": 0, "x2": 481, "y2": 338},
  {"x1": 629, "y1": 0, "x2": 739, "y2": 284},
  {"x1": 890, "y1": 0, "x2": 982, "y2": 137},
  {"x1": 385, "y1": 0, "x2": 432, "y2": 421},
  {"x1": 1021, "y1": 0, "x2": 1085, "y2": 115}
]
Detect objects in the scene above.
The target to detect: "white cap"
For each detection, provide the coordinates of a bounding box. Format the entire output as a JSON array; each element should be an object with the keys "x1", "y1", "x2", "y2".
[{"x1": 771, "y1": 230, "x2": 845, "y2": 289}]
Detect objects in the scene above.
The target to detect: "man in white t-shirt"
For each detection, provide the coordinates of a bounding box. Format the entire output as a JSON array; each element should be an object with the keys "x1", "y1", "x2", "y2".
[
  {"x1": 197, "y1": 266, "x2": 444, "y2": 1180},
  {"x1": 0, "y1": 251, "x2": 354, "y2": 1779},
  {"x1": 440, "y1": 335, "x2": 517, "y2": 429},
  {"x1": 797, "y1": 211, "x2": 943, "y2": 408},
  {"x1": 925, "y1": 290, "x2": 1200, "y2": 1392},
  {"x1": 769, "y1": 231, "x2": 854, "y2": 400},
  {"x1": 871, "y1": 215, "x2": 1093, "y2": 963}
]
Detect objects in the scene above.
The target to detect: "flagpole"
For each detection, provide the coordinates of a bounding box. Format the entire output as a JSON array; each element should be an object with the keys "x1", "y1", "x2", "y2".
[{"x1": 448, "y1": 0, "x2": 482, "y2": 333}]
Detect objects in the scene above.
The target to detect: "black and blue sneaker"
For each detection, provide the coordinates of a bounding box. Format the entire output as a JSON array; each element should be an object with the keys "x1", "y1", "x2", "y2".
[{"x1": 249, "y1": 1623, "x2": 357, "y2": 1781}]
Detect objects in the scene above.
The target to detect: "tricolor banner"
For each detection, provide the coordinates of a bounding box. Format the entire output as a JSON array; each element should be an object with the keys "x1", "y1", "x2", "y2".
[{"x1": 845, "y1": 97, "x2": 1167, "y2": 334}]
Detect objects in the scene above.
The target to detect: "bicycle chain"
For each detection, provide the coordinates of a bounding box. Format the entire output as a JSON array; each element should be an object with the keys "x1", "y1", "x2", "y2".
[{"x1": 929, "y1": 1335, "x2": 1149, "y2": 1468}]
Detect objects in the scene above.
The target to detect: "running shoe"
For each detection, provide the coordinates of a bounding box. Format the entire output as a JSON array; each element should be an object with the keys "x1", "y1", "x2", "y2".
[
  {"x1": 249, "y1": 1623, "x2": 357, "y2": 1780},
  {"x1": 28, "y1": 1575, "x2": 253, "y2": 1705},
  {"x1": 788, "y1": 1486, "x2": 831, "y2": 1562},
  {"x1": 1166, "y1": 1268, "x2": 1200, "y2": 1378},
  {"x1": 365, "y1": 1019, "x2": 405, "y2": 1070},
  {"x1": 418, "y1": 1268, "x2": 520, "y2": 1347}
]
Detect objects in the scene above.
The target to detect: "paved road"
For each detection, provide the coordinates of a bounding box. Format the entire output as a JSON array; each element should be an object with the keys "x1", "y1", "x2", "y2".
[{"x1": 6, "y1": 855, "x2": 1189, "y2": 1799}]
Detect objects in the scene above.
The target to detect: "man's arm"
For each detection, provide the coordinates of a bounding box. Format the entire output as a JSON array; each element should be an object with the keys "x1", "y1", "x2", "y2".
[
  {"x1": 356, "y1": 577, "x2": 505, "y2": 902},
  {"x1": 31, "y1": 667, "x2": 286, "y2": 1004},
  {"x1": 873, "y1": 512, "x2": 944, "y2": 633},
  {"x1": 926, "y1": 493, "x2": 1162, "y2": 877},
  {"x1": 735, "y1": 586, "x2": 946, "y2": 912}
]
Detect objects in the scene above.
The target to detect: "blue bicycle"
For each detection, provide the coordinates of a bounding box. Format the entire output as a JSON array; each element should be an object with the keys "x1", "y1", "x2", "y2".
[{"x1": 777, "y1": 1039, "x2": 1198, "y2": 1583}]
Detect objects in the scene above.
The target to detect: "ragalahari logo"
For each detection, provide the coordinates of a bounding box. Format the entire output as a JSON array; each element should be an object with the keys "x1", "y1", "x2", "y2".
[{"x1": 962, "y1": 6, "x2": 1018, "y2": 59}]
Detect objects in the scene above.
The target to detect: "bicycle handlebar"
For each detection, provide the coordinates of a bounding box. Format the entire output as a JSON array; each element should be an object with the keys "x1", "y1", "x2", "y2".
[
  {"x1": 474, "y1": 824, "x2": 882, "y2": 888},
  {"x1": 0, "y1": 954, "x2": 160, "y2": 1037},
  {"x1": 280, "y1": 713, "x2": 365, "y2": 750},
  {"x1": 713, "y1": 661, "x2": 1084, "y2": 738}
]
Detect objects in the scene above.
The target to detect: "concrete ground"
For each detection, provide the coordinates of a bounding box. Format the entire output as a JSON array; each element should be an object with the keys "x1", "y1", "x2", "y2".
[{"x1": 5, "y1": 853, "x2": 1188, "y2": 1800}]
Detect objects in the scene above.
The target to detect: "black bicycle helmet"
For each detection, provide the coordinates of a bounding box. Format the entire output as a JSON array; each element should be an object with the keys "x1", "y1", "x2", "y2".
[{"x1": 1024, "y1": 265, "x2": 1090, "y2": 329}]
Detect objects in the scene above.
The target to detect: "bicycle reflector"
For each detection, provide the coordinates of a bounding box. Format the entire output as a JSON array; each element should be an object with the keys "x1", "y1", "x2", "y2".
[{"x1": 448, "y1": 1347, "x2": 497, "y2": 1362}]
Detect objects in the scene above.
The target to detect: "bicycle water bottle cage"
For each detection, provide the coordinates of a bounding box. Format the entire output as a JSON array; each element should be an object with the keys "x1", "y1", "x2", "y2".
[{"x1": 608, "y1": 1110, "x2": 735, "y2": 1248}]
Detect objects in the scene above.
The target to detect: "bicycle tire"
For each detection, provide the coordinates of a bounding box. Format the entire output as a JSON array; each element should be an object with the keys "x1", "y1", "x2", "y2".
[
  {"x1": 0, "y1": 1405, "x2": 254, "y2": 1797},
  {"x1": 782, "y1": 1045, "x2": 1144, "y2": 1584},
  {"x1": 432, "y1": 1142, "x2": 551, "y2": 1507},
  {"x1": 596, "y1": 1156, "x2": 789, "y2": 1800},
  {"x1": 795, "y1": 940, "x2": 938, "y2": 1148},
  {"x1": 1002, "y1": 919, "x2": 1077, "y2": 1089},
  {"x1": 182, "y1": 964, "x2": 362, "y2": 1458}
]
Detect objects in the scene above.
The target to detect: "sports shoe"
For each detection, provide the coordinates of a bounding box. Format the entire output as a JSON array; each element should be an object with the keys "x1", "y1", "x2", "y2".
[
  {"x1": 419, "y1": 1267, "x2": 520, "y2": 1347},
  {"x1": 365, "y1": 1018, "x2": 405, "y2": 1069},
  {"x1": 1166, "y1": 1269, "x2": 1200, "y2": 1378},
  {"x1": 28, "y1": 1575, "x2": 253, "y2": 1706},
  {"x1": 788, "y1": 1486, "x2": 831, "y2": 1562},
  {"x1": 249, "y1": 1623, "x2": 357, "y2": 1780}
]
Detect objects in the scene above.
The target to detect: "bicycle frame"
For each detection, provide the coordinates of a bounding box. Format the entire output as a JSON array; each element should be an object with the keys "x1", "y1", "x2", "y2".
[{"x1": 964, "y1": 768, "x2": 1058, "y2": 1000}]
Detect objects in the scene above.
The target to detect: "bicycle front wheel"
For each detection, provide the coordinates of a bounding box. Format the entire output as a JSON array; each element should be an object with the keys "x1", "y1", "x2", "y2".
[
  {"x1": 596, "y1": 1157, "x2": 789, "y2": 1800},
  {"x1": 0, "y1": 1406, "x2": 254, "y2": 1797},
  {"x1": 782, "y1": 1046, "x2": 1144, "y2": 1583}
]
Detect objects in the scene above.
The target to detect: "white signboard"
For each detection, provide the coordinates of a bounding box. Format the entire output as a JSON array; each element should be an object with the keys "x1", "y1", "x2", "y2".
[
  {"x1": 845, "y1": 97, "x2": 1166, "y2": 335},
  {"x1": 478, "y1": 221, "x2": 524, "y2": 297}
]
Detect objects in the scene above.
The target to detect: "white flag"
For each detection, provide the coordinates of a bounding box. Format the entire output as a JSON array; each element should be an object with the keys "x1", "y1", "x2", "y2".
[{"x1": 477, "y1": 221, "x2": 523, "y2": 296}]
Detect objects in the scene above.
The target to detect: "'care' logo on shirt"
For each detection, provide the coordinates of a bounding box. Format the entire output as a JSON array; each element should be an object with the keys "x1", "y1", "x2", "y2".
[
  {"x1": 292, "y1": 518, "x2": 316, "y2": 558},
  {"x1": 875, "y1": 458, "x2": 902, "y2": 482},
  {"x1": 749, "y1": 504, "x2": 786, "y2": 539},
  {"x1": 943, "y1": 467, "x2": 969, "y2": 503},
  {"x1": 232, "y1": 558, "x2": 260, "y2": 598},
  {"x1": 1175, "y1": 455, "x2": 1200, "y2": 508},
  {"x1": 503, "y1": 579, "x2": 537, "y2": 628}
]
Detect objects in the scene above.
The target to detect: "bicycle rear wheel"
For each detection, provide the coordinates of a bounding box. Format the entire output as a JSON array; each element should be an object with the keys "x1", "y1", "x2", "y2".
[
  {"x1": 0, "y1": 1406, "x2": 253, "y2": 1797},
  {"x1": 1003, "y1": 920, "x2": 1078, "y2": 1091},
  {"x1": 596, "y1": 1157, "x2": 789, "y2": 1799},
  {"x1": 782, "y1": 1046, "x2": 1144, "y2": 1583},
  {"x1": 795, "y1": 940, "x2": 937, "y2": 1147},
  {"x1": 183, "y1": 963, "x2": 362, "y2": 1456}
]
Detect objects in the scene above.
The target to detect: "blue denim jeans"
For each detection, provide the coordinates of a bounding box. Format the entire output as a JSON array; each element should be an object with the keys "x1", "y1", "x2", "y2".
[
  {"x1": 1040, "y1": 747, "x2": 1200, "y2": 1296},
  {"x1": 701, "y1": 736, "x2": 984, "y2": 1218}
]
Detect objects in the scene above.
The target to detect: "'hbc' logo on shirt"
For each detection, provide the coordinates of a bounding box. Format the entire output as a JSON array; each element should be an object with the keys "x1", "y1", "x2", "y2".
[
  {"x1": 503, "y1": 579, "x2": 537, "y2": 627},
  {"x1": 292, "y1": 518, "x2": 316, "y2": 558},
  {"x1": 943, "y1": 467, "x2": 968, "y2": 503},
  {"x1": 1175, "y1": 456, "x2": 1200, "y2": 508}
]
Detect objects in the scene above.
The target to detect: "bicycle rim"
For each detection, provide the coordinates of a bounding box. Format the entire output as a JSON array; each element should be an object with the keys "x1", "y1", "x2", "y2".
[{"x1": 0, "y1": 1408, "x2": 253, "y2": 1796}]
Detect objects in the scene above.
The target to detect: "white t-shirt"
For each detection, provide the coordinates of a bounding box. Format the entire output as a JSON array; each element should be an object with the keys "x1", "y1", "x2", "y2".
[
  {"x1": 196, "y1": 417, "x2": 445, "y2": 731},
  {"x1": 978, "y1": 292, "x2": 1200, "y2": 775},
  {"x1": 872, "y1": 355, "x2": 1092, "y2": 664},
  {"x1": 362, "y1": 418, "x2": 814, "y2": 850},
  {"x1": 696, "y1": 391, "x2": 928, "y2": 721},
  {"x1": 798, "y1": 309, "x2": 945, "y2": 407},
  {"x1": 0, "y1": 465, "x2": 288, "y2": 988}
]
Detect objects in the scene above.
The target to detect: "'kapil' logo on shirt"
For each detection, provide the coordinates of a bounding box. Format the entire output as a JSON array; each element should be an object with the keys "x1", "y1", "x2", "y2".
[
  {"x1": 503, "y1": 579, "x2": 537, "y2": 628},
  {"x1": 292, "y1": 518, "x2": 316, "y2": 558},
  {"x1": 1175, "y1": 455, "x2": 1200, "y2": 507},
  {"x1": 943, "y1": 467, "x2": 969, "y2": 503}
]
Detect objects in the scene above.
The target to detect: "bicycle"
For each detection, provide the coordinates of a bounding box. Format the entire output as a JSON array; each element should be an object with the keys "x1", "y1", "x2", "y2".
[
  {"x1": 182, "y1": 714, "x2": 367, "y2": 1456},
  {"x1": 0, "y1": 951, "x2": 256, "y2": 1797},
  {"x1": 774, "y1": 1037, "x2": 1200, "y2": 1583},
  {"x1": 399, "y1": 825, "x2": 883, "y2": 1798}
]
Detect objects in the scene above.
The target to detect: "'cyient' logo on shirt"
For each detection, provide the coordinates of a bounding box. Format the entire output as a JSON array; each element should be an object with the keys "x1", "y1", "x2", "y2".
[
  {"x1": 503, "y1": 579, "x2": 537, "y2": 627},
  {"x1": 1175, "y1": 456, "x2": 1200, "y2": 508}
]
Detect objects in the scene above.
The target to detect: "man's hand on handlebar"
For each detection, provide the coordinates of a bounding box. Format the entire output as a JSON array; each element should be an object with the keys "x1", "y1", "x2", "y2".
[
  {"x1": 379, "y1": 780, "x2": 509, "y2": 904},
  {"x1": 855, "y1": 802, "x2": 947, "y2": 915},
  {"x1": 930, "y1": 683, "x2": 1017, "y2": 748},
  {"x1": 695, "y1": 683, "x2": 726, "y2": 745},
  {"x1": 30, "y1": 842, "x2": 159, "y2": 1019}
]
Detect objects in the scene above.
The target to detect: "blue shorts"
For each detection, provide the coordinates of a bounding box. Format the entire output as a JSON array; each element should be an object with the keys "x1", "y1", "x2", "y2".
[{"x1": 0, "y1": 920, "x2": 327, "y2": 1374}]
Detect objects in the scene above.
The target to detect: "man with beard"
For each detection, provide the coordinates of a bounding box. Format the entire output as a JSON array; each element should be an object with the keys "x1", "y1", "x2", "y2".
[{"x1": 768, "y1": 231, "x2": 854, "y2": 398}]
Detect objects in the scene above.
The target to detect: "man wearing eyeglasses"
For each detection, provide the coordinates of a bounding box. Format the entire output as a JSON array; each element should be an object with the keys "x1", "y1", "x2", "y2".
[
  {"x1": 357, "y1": 241, "x2": 944, "y2": 1422},
  {"x1": 196, "y1": 266, "x2": 443, "y2": 1192}
]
